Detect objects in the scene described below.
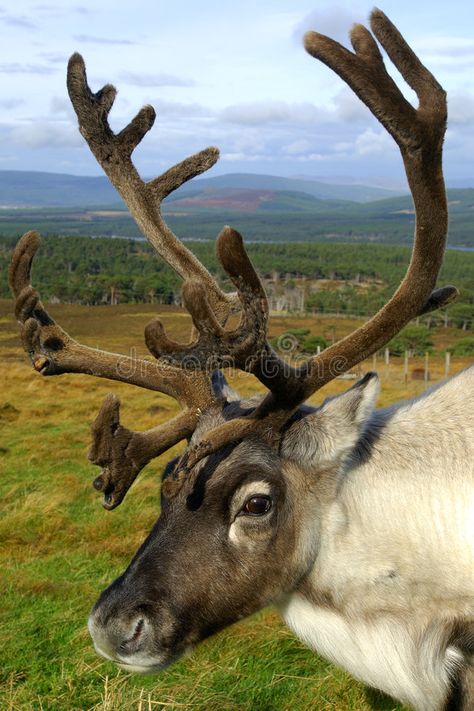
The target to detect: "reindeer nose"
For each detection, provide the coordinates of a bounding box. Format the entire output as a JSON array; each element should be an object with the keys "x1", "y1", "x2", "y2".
[
  {"x1": 88, "y1": 612, "x2": 149, "y2": 661},
  {"x1": 118, "y1": 617, "x2": 145, "y2": 655}
]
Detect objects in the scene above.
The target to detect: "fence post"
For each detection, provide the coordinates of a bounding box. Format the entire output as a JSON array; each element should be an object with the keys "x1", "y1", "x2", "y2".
[
  {"x1": 424, "y1": 352, "x2": 429, "y2": 388},
  {"x1": 404, "y1": 351, "x2": 408, "y2": 385},
  {"x1": 445, "y1": 351, "x2": 451, "y2": 379}
]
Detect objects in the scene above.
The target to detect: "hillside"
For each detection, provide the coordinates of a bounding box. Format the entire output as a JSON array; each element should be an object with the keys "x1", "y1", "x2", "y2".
[
  {"x1": 1, "y1": 188, "x2": 474, "y2": 246},
  {"x1": 0, "y1": 171, "x2": 118, "y2": 207},
  {"x1": 166, "y1": 188, "x2": 353, "y2": 214},
  {"x1": 0, "y1": 170, "x2": 403, "y2": 208},
  {"x1": 1, "y1": 169, "x2": 474, "y2": 247},
  {"x1": 170, "y1": 172, "x2": 403, "y2": 203},
  {"x1": 1, "y1": 235, "x2": 474, "y2": 322}
]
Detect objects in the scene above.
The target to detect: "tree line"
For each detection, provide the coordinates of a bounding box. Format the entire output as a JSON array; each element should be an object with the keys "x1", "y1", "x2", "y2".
[{"x1": 1, "y1": 234, "x2": 473, "y2": 333}]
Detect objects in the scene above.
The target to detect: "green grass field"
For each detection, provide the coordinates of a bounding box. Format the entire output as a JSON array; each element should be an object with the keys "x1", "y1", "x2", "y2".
[{"x1": 1, "y1": 299, "x2": 472, "y2": 710}]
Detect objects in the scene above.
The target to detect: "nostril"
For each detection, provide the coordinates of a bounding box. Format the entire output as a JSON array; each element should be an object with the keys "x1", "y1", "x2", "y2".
[{"x1": 119, "y1": 618, "x2": 145, "y2": 655}]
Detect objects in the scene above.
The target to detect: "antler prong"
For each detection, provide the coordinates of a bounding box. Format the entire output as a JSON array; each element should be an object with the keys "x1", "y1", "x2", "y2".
[
  {"x1": 117, "y1": 105, "x2": 157, "y2": 157},
  {"x1": 148, "y1": 146, "x2": 220, "y2": 201},
  {"x1": 349, "y1": 23, "x2": 384, "y2": 64},
  {"x1": 67, "y1": 52, "x2": 237, "y2": 324},
  {"x1": 89, "y1": 394, "x2": 198, "y2": 510},
  {"x1": 418, "y1": 286, "x2": 459, "y2": 316},
  {"x1": 369, "y1": 9, "x2": 443, "y2": 106},
  {"x1": 182, "y1": 280, "x2": 225, "y2": 337},
  {"x1": 144, "y1": 317, "x2": 193, "y2": 358},
  {"x1": 143, "y1": 226, "x2": 269, "y2": 372},
  {"x1": 67, "y1": 53, "x2": 118, "y2": 130}
]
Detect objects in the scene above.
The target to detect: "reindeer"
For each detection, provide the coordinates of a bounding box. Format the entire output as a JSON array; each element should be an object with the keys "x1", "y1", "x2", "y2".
[{"x1": 8, "y1": 9, "x2": 474, "y2": 711}]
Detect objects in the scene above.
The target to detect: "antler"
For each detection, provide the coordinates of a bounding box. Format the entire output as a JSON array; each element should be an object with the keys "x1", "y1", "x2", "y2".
[
  {"x1": 9, "y1": 231, "x2": 216, "y2": 508},
  {"x1": 10, "y1": 9, "x2": 460, "y2": 504},
  {"x1": 66, "y1": 53, "x2": 238, "y2": 324},
  {"x1": 88, "y1": 395, "x2": 197, "y2": 509},
  {"x1": 10, "y1": 51, "x2": 254, "y2": 508},
  {"x1": 158, "y1": 9, "x2": 459, "y2": 480}
]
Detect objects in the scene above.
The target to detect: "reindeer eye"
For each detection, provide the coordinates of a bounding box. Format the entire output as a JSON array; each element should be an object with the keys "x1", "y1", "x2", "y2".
[{"x1": 241, "y1": 495, "x2": 272, "y2": 516}]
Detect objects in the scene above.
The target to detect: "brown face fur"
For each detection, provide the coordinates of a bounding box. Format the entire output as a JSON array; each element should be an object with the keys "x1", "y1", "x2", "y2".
[{"x1": 88, "y1": 428, "x2": 311, "y2": 673}]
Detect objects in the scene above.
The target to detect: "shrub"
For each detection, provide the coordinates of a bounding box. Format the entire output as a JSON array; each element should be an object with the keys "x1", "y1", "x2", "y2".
[
  {"x1": 388, "y1": 325, "x2": 433, "y2": 356},
  {"x1": 302, "y1": 335, "x2": 328, "y2": 353},
  {"x1": 449, "y1": 337, "x2": 474, "y2": 356},
  {"x1": 271, "y1": 328, "x2": 310, "y2": 353}
]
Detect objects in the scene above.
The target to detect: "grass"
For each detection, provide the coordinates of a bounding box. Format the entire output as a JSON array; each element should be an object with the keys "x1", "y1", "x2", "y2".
[{"x1": 1, "y1": 298, "x2": 472, "y2": 710}]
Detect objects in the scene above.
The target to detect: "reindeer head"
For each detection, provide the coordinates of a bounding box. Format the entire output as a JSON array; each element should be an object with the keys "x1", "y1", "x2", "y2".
[
  {"x1": 9, "y1": 9, "x2": 456, "y2": 674},
  {"x1": 88, "y1": 372, "x2": 380, "y2": 672}
]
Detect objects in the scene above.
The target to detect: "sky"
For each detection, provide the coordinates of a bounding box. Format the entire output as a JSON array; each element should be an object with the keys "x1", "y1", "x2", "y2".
[{"x1": 1, "y1": 0, "x2": 474, "y2": 186}]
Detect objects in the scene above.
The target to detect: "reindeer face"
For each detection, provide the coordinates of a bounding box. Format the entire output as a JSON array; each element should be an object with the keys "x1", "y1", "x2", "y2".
[
  {"x1": 88, "y1": 438, "x2": 312, "y2": 673},
  {"x1": 87, "y1": 376, "x2": 379, "y2": 672}
]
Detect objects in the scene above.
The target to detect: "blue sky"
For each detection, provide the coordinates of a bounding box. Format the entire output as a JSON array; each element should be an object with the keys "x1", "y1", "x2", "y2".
[{"x1": 1, "y1": 0, "x2": 474, "y2": 185}]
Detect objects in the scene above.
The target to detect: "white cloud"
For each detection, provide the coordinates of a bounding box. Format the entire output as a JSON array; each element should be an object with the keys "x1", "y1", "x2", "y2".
[
  {"x1": 355, "y1": 128, "x2": 394, "y2": 156},
  {"x1": 448, "y1": 90, "x2": 474, "y2": 124},
  {"x1": 0, "y1": 62, "x2": 56, "y2": 75},
  {"x1": 413, "y1": 36, "x2": 474, "y2": 71},
  {"x1": 120, "y1": 71, "x2": 195, "y2": 88},
  {"x1": 0, "y1": 98, "x2": 25, "y2": 109},
  {"x1": 39, "y1": 51, "x2": 69, "y2": 65},
  {"x1": 334, "y1": 141, "x2": 352, "y2": 154},
  {"x1": 147, "y1": 99, "x2": 211, "y2": 119},
  {"x1": 292, "y1": 5, "x2": 361, "y2": 46},
  {"x1": 1, "y1": 13, "x2": 36, "y2": 29},
  {"x1": 221, "y1": 151, "x2": 267, "y2": 163},
  {"x1": 220, "y1": 100, "x2": 325, "y2": 126},
  {"x1": 415, "y1": 36, "x2": 474, "y2": 56},
  {"x1": 73, "y1": 34, "x2": 136, "y2": 45},
  {"x1": 4, "y1": 122, "x2": 82, "y2": 148},
  {"x1": 284, "y1": 139, "x2": 313, "y2": 155},
  {"x1": 332, "y1": 87, "x2": 368, "y2": 123}
]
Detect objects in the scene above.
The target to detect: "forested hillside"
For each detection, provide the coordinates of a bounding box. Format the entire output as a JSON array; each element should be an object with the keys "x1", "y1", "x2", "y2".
[
  {"x1": 1, "y1": 234, "x2": 473, "y2": 330},
  {"x1": 0, "y1": 170, "x2": 401, "y2": 207},
  {"x1": 1, "y1": 188, "x2": 474, "y2": 246}
]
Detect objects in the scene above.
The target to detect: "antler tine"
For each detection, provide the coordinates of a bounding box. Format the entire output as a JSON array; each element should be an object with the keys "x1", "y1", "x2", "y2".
[
  {"x1": 88, "y1": 394, "x2": 198, "y2": 510},
  {"x1": 67, "y1": 53, "x2": 237, "y2": 323},
  {"x1": 369, "y1": 9, "x2": 444, "y2": 111},
  {"x1": 304, "y1": 9, "x2": 445, "y2": 157},
  {"x1": 144, "y1": 227, "x2": 272, "y2": 374}
]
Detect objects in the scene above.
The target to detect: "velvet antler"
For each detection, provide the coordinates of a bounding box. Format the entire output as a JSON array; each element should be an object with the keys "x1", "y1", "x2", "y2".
[
  {"x1": 9, "y1": 232, "x2": 215, "y2": 509},
  {"x1": 10, "y1": 9, "x2": 459, "y2": 505},
  {"x1": 154, "y1": 9, "x2": 459, "y2": 481}
]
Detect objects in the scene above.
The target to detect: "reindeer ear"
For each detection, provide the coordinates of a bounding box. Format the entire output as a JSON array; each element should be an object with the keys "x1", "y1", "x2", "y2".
[
  {"x1": 211, "y1": 370, "x2": 240, "y2": 402},
  {"x1": 283, "y1": 373, "x2": 379, "y2": 466}
]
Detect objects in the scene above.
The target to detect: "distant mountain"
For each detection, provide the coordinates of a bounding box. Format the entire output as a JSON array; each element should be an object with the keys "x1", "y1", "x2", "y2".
[
  {"x1": 173, "y1": 173, "x2": 404, "y2": 203},
  {"x1": 446, "y1": 178, "x2": 474, "y2": 189},
  {"x1": 0, "y1": 170, "x2": 405, "y2": 208},
  {"x1": 165, "y1": 188, "x2": 354, "y2": 214},
  {"x1": 1, "y1": 187, "x2": 474, "y2": 247},
  {"x1": 0, "y1": 170, "x2": 119, "y2": 207},
  {"x1": 291, "y1": 174, "x2": 410, "y2": 191}
]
